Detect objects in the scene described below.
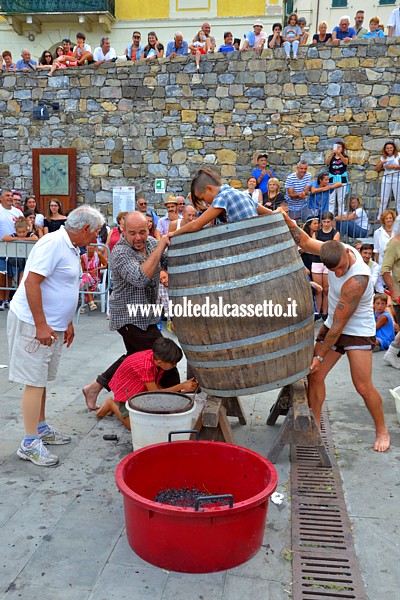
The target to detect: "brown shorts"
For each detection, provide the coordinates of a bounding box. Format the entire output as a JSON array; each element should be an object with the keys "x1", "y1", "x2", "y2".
[{"x1": 316, "y1": 324, "x2": 376, "y2": 355}]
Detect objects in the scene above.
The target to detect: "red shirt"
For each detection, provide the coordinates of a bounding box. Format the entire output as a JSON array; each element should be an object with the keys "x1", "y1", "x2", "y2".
[{"x1": 109, "y1": 349, "x2": 164, "y2": 403}]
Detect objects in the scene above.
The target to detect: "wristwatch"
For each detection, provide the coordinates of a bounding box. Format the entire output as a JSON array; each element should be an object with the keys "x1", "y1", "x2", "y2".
[{"x1": 315, "y1": 355, "x2": 324, "y2": 362}]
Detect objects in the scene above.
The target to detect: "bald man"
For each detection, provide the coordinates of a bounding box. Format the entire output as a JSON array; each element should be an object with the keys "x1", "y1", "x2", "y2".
[
  {"x1": 83, "y1": 211, "x2": 180, "y2": 409},
  {"x1": 169, "y1": 204, "x2": 197, "y2": 233}
]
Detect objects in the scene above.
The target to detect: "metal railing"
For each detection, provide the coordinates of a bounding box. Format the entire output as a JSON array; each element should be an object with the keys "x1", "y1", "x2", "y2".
[
  {"x1": 0, "y1": 0, "x2": 115, "y2": 15},
  {"x1": 292, "y1": 171, "x2": 400, "y2": 242},
  {"x1": 0, "y1": 240, "x2": 111, "y2": 320}
]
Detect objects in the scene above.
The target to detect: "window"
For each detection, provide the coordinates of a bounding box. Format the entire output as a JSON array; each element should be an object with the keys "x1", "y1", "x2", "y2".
[
  {"x1": 379, "y1": 0, "x2": 395, "y2": 5},
  {"x1": 332, "y1": 0, "x2": 347, "y2": 7},
  {"x1": 285, "y1": 0, "x2": 294, "y2": 16}
]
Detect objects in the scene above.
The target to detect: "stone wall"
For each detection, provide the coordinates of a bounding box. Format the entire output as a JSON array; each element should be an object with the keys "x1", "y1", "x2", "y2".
[{"x1": 0, "y1": 38, "x2": 399, "y2": 213}]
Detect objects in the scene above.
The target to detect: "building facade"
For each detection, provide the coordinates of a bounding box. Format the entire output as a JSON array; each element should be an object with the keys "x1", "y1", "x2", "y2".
[
  {"x1": 0, "y1": 0, "x2": 283, "y2": 60},
  {"x1": 295, "y1": 0, "x2": 398, "y2": 35}
]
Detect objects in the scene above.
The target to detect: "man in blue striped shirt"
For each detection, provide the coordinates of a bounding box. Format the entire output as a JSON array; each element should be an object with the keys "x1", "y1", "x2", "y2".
[{"x1": 285, "y1": 160, "x2": 312, "y2": 221}]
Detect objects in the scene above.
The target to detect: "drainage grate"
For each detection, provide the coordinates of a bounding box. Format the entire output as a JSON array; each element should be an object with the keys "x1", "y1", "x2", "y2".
[{"x1": 291, "y1": 406, "x2": 367, "y2": 600}]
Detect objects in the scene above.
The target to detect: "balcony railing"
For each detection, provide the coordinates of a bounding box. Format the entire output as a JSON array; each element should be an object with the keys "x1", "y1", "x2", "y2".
[{"x1": 0, "y1": 0, "x2": 115, "y2": 15}]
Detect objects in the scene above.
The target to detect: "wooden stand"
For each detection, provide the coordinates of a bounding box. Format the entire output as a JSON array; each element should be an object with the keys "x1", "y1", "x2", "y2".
[
  {"x1": 191, "y1": 395, "x2": 247, "y2": 443},
  {"x1": 267, "y1": 380, "x2": 331, "y2": 467}
]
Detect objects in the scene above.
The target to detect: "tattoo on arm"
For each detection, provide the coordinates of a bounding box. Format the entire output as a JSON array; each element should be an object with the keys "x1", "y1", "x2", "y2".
[{"x1": 290, "y1": 227, "x2": 302, "y2": 245}]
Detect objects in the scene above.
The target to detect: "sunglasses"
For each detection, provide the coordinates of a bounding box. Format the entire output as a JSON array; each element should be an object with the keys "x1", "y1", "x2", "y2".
[{"x1": 133, "y1": 35, "x2": 141, "y2": 39}]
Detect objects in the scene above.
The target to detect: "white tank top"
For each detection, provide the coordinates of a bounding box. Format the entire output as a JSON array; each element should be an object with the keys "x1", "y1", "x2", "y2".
[
  {"x1": 176, "y1": 219, "x2": 181, "y2": 230},
  {"x1": 325, "y1": 244, "x2": 375, "y2": 336}
]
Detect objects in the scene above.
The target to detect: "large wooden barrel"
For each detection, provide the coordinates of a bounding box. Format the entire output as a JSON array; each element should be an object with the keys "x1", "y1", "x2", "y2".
[{"x1": 168, "y1": 214, "x2": 314, "y2": 397}]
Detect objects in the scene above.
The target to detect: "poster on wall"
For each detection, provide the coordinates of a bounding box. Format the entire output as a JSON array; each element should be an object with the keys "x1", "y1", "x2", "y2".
[{"x1": 112, "y1": 186, "x2": 135, "y2": 221}]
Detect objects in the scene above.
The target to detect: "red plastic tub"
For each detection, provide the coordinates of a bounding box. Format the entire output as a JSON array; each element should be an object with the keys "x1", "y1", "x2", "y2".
[{"x1": 115, "y1": 439, "x2": 278, "y2": 573}]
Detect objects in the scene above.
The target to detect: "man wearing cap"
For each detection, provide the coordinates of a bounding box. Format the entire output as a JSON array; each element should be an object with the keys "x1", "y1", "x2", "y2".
[
  {"x1": 241, "y1": 20, "x2": 267, "y2": 52},
  {"x1": 156, "y1": 196, "x2": 180, "y2": 236},
  {"x1": 252, "y1": 154, "x2": 275, "y2": 201}
]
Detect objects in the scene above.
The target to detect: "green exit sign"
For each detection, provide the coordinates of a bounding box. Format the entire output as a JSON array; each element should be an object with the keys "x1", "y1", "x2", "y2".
[{"x1": 155, "y1": 179, "x2": 166, "y2": 194}]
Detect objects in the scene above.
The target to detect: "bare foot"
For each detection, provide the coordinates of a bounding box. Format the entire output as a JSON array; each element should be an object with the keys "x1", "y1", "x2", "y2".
[
  {"x1": 373, "y1": 432, "x2": 390, "y2": 452},
  {"x1": 82, "y1": 382, "x2": 102, "y2": 411},
  {"x1": 96, "y1": 397, "x2": 116, "y2": 419}
]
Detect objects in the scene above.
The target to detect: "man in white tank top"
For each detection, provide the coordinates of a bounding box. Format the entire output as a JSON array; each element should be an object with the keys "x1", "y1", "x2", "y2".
[
  {"x1": 168, "y1": 204, "x2": 197, "y2": 233},
  {"x1": 280, "y1": 211, "x2": 390, "y2": 452}
]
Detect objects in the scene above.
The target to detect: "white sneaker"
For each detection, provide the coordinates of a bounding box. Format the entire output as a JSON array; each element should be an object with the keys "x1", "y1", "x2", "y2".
[
  {"x1": 17, "y1": 439, "x2": 59, "y2": 467},
  {"x1": 383, "y1": 345, "x2": 400, "y2": 369},
  {"x1": 40, "y1": 424, "x2": 72, "y2": 445}
]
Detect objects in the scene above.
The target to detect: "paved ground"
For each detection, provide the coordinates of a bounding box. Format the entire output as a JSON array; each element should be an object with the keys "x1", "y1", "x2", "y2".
[{"x1": 0, "y1": 309, "x2": 399, "y2": 600}]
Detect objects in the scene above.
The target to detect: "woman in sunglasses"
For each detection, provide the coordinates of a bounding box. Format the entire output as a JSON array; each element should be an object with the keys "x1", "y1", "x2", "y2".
[{"x1": 37, "y1": 50, "x2": 54, "y2": 70}]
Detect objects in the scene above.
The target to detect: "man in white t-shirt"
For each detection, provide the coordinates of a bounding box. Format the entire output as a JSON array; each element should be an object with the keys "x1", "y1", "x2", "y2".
[
  {"x1": 388, "y1": 6, "x2": 400, "y2": 37},
  {"x1": 279, "y1": 211, "x2": 390, "y2": 453},
  {"x1": 0, "y1": 189, "x2": 22, "y2": 310},
  {"x1": 93, "y1": 37, "x2": 116, "y2": 66},
  {"x1": 8, "y1": 206, "x2": 104, "y2": 467}
]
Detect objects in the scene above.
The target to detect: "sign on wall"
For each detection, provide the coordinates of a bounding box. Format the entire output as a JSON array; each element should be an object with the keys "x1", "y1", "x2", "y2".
[{"x1": 112, "y1": 186, "x2": 135, "y2": 221}]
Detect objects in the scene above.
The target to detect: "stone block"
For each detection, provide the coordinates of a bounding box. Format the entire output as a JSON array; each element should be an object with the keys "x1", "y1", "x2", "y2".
[
  {"x1": 221, "y1": 165, "x2": 236, "y2": 177},
  {"x1": 229, "y1": 84, "x2": 244, "y2": 96},
  {"x1": 389, "y1": 122, "x2": 400, "y2": 135},
  {"x1": 372, "y1": 85, "x2": 390, "y2": 96},
  {"x1": 171, "y1": 151, "x2": 186, "y2": 165},
  {"x1": 2, "y1": 75, "x2": 16, "y2": 88},
  {"x1": 111, "y1": 150, "x2": 123, "y2": 164},
  {"x1": 216, "y1": 149, "x2": 237, "y2": 164},
  {"x1": 363, "y1": 138, "x2": 387, "y2": 151},
  {"x1": 336, "y1": 58, "x2": 359, "y2": 69},
  {"x1": 90, "y1": 164, "x2": 109, "y2": 177},
  {"x1": 181, "y1": 110, "x2": 197, "y2": 123},
  {"x1": 305, "y1": 58, "x2": 322, "y2": 70},
  {"x1": 184, "y1": 139, "x2": 203, "y2": 150},
  {"x1": 214, "y1": 112, "x2": 232, "y2": 124}
]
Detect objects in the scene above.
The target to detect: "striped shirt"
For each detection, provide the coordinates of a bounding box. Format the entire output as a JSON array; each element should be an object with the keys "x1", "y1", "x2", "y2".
[
  {"x1": 285, "y1": 172, "x2": 311, "y2": 211},
  {"x1": 109, "y1": 350, "x2": 164, "y2": 403},
  {"x1": 212, "y1": 184, "x2": 259, "y2": 222}
]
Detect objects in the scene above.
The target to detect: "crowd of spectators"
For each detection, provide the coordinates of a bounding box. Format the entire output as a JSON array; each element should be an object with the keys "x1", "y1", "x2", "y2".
[
  {"x1": 0, "y1": 191, "x2": 110, "y2": 312},
  {"x1": 1, "y1": 8, "x2": 400, "y2": 73}
]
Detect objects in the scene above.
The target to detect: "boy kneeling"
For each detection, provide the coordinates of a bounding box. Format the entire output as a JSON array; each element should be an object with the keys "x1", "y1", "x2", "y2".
[{"x1": 96, "y1": 338, "x2": 197, "y2": 430}]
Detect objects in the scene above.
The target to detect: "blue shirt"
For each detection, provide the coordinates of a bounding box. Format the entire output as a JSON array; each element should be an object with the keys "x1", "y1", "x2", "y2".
[
  {"x1": 333, "y1": 26, "x2": 357, "y2": 40},
  {"x1": 15, "y1": 59, "x2": 37, "y2": 71},
  {"x1": 308, "y1": 180, "x2": 329, "y2": 215},
  {"x1": 251, "y1": 167, "x2": 275, "y2": 195},
  {"x1": 125, "y1": 43, "x2": 144, "y2": 60},
  {"x1": 166, "y1": 41, "x2": 189, "y2": 57},
  {"x1": 218, "y1": 44, "x2": 235, "y2": 53},
  {"x1": 363, "y1": 30, "x2": 385, "y2": 39},
  {"x1": 212, "y1": 184, "x2": 258, "y2": 222},
  {"x1": 375, "y1": 310, "x2": 395, "y2": 347}
]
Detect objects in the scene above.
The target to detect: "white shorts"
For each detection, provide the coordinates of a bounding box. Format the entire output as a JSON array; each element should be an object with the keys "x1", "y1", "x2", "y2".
[
  {"x1": 7, "y1": 310, "x2": 64, "y2": 388},
  {"x1": 311, "y1": 262, "x2": 329, "y2": 275}
]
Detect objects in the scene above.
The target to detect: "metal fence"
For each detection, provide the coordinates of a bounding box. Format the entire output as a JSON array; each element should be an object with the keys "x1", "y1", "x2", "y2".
[
  {"x1": 0, "y1": 241, "x2": 111, "y2": 319},
  {"x1": 294, "y1": 171, "x2": 400, "y2": 243}
]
